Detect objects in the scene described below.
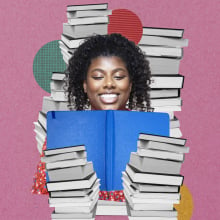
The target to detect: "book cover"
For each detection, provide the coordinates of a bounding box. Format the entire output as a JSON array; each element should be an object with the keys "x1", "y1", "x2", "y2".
[{"x1": 1, "y1": 1, "x2": 219, "y2": 220}]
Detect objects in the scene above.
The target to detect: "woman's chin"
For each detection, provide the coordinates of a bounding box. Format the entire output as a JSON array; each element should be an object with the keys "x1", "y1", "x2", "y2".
[{"x1": 91, "y1": 104, "x2": 127, "y2": 111}]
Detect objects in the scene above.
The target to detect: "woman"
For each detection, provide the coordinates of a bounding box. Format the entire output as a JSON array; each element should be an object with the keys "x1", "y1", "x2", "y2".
[
  {"x1": 67, "y1": 33, "x2": 151, "y2": 111},
  {"x1": 32, "y1": 33, "x2": 152, "y2": 199}
]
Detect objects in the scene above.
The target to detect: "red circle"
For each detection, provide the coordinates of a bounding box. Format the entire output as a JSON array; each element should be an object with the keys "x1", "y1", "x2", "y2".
[{"x1": 108, "y1": 9, "x2": 143, "y2": 45}]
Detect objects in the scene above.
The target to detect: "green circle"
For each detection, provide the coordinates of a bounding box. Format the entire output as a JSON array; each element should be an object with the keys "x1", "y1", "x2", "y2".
[{"x1": 33, "y1": 40, "x2": 67, "y2": 93}]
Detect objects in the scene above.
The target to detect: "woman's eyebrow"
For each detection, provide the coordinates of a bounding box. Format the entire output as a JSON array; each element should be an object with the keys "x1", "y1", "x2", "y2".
[
  {"x1": 112, "y1": 68, "x2": 127, "y2": 73},
  {"x1": 90, "y1": 68, "x2": 105, "y2": 73},
  {"x1": 90, "y1": 67, "x2": 127, "y2": 73}
]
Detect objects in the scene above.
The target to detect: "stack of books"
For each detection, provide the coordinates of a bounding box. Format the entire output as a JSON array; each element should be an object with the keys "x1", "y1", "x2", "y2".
[
  {"x1": 123, "y1": 133, "x2": 189, "y2": 220},
  {"x1": 59, "y1": 3, "x2": 112, "y2": 64},
  {"x1": 42, "y1": 145, "x2": 100, "y2": 220},
  {"x1": 138, "y1": 27, "x2": 189, "y2": 138},
  {"x1": 50, "y1": 72, "x2": 68, "y2": 102},
  {"x1": 41, "y1": 72, "x2": 70, "y2": 114},
  {"x1": 33, "y1": 111, "x2": 47, "y2": 154}
]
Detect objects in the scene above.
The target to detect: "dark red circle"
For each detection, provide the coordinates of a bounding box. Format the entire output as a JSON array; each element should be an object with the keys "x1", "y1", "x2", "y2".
[{"x1": 108, "y1": 9, "x2": 143, "y2": 45}]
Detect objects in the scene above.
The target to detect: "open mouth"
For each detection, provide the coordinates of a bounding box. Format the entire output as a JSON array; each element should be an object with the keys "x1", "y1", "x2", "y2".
[{"x1": 99, "y1": 93, "x2": 119, "y2": 104}]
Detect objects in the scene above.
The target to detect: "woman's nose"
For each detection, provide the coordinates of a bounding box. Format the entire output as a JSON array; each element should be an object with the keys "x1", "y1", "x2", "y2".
[{"x1": 103, "y1": 77, "x2": 115, "y2": 88}]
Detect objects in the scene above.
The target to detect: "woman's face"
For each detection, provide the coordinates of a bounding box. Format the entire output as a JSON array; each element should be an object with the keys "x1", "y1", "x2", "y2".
[{"x1": 83, "y1": 56, "x2": 132, "y2": 110}]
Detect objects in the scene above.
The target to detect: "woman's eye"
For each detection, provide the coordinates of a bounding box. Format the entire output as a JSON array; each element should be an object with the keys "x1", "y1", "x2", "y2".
[
  {"x1": 114, "y1": 76, "x2": 125, "y2": 80},
  {"x1": 92, "y1": 76, "x2": 103, "y2": 80}
]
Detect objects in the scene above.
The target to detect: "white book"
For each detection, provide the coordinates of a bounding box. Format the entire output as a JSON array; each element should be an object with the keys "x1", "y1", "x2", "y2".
[
  {"x1": 139, "y1": 133, "x2": 186, "y2": 145},
  {"x1": 62, "y1": 51, "x2": 71, "y2": 65},
  {"x1": 34, "y1": 128, "x2": 46, "y2": 154},
  {"x1": 61, "y1": 34, "x2": 85, "y2": 49},
  {"x1": 36, "y1": 142, "x2": 43, "y2": 154},
  {"x1": 49, "y1": 193, "x2": 99, "y2": 208},
  {"x1": 58, "y1": 40, "x2": 75, "y2": 54},
  {"x1": 170, "y1": 117, "x2": 180, "y2": 128},
  {"x1": 38, "y1": 111, "x2": 46, "y2": 130},
  {"x1": 46, "y1": 158, "x2": 87, "y2": 170},
  {"x1": 50, "y1": 179, "x2": 99, "y2": 198},
  {"x1": 63, "y1": 23, "x2": 108, "y2": 39},
  {"x1": 44, "y1": 145, "x2": 86, "y2": 156},
  {"x1": 34, "y1": 128, "x2": 46, "y2": 141},
  {"x1": 47, "y1": 173, "x2": 97, "y2": 191},
  {"x1": 170, "y1": 127, "x2": 182, "y2": 138},
  {"x1": 150, "y1": 75, "x2": 184, "y2": 89},
  {"x1": 139, "y1": 35, "x2": 188, "y2": 47},
  {"x1": 51, "y1": 210, "x2": 95, "y2": 219},
  {"x1": 129, "y1": 152, "x2": 182, "y2": 175},
  {"x1": 137, "y1": 148, "x2": 184, "y2": 161},
  {"x1": 142, "y1": 27, "x2": 184, "y2": 38},
  {"x1": 127, "y1": 204, "x2": 177, "y2": 217},
  {"x1": 137, "y1": 140, "x2": 189, "y2": 154},
  {"x1": 50, "y1": 80, "x2": 65, "y2": 91},
  {"x1": 51, "y1": 89, "x2": 68, "y2": 102},
  {"x1": 140, "y1": 45, "x2": 183, "y2": 58},
  {"x1": 96, "y1": 200, "x2": 127, "y2": 216},
  {"x1": 153, "y1": 105, "x2": 182, "y2": 112},
  {"x1": 149, "y1": 89, "x2": 179, "y2": 98},
  {"x1": 150, "y1": 97, "x2": 182, "y2": 107},
  {"x1": 67, "y1": 3, "x2": 108, "y2": 11},
  {"x1": 33, "y1": 121, "x2": 46, "y2": 138},
  {"x1": 67, "y1": 10, "x2": 112, "y2": 18},
  {"x1": 35, "y1": 132, "x2": 45, "y2": 146},
  {"x1": 125, "y1": 191, "x2": 174, "y2": 211},
  {"x1": 51, "y1": 72, "x2": 66, "y2": 80},
  {"x1": 47, "y1": 162, "x2": 94, "y2": 182},
  {"x1": 54, "y1": 199, "x2": 97, "y2": 213},
  {"x1": 96, "y1": 205, "x2": 127, "y2": 216},
  {"x1": 128, "y1": 216, "x2": 177, "y2": 220},
  {"x1": 49, "y1": 184, "x2": 99, "y2": 204},
  {"x1": 60, "y1": 47, "x2": 72, "y2": 60},
  {"x1": 41, "y1": 150, "x2": 86, "y2": 163},
  {"x1": 42, "y1": 96, "x2": 69, "y2": 114},
  {"x1": 67, "y1": 16, "x2": 109, "y2": 25},
  {"x1": 147, "y1": 57, "x2": 181, "y2": 75},
  {"x1": 122, "y1": 177, "x2": 180, "y2": 200},
  {"x1": 122, "y1": 172, "x2": 179, "y2": 193},
  {"x1": 154, "y1": 111, "x2": 174, "y2": 120},
  {"x1": 126, "y1": 165, "x2": 183, "y2": 186},
  {"x1": 124, "y1": 188, "x2": 180, "y2": 204}
]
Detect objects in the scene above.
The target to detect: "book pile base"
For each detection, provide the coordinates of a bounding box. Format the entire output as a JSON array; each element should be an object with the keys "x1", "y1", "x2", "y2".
[
  {"x1": 123, "y1": 133, "x2": 189, "y2": 220},
  {"x1": 43, "y1": 145, "x2": 99, "y2": 220},
  {"x1": 96, "y1": 200, "x2": 127, "y2": 216}
]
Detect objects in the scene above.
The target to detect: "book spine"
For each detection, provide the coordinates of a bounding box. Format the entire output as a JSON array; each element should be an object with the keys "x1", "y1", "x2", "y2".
[{"x1": 105, "y1": 110, "x2": 115, "y2": 191}]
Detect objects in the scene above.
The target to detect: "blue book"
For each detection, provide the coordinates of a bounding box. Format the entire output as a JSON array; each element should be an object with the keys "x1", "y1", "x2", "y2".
[{"x1": 47, "y1": 110, "x2": 170, "y2": 191}]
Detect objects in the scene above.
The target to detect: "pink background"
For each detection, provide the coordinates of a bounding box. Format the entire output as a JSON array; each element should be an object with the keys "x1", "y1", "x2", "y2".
[{"x1": 0, "y1": 0, "x2": 219, "y2": 219}]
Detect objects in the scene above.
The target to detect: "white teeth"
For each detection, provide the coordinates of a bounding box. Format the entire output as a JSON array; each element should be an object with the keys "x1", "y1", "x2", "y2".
[{"x1": 100, "y1": 94, "x2": 117, "y2": 98}]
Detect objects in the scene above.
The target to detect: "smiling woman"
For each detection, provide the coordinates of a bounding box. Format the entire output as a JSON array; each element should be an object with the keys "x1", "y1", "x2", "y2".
[
  {"x1": 84, "y1": 56, "x2": 132, "y2": 110},
  {"x1": 66, "y1": 33, "x2": 152, "y2": 111}
]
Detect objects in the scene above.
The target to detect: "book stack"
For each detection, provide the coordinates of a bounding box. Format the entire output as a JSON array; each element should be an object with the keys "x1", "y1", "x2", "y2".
[
  {"x1": 33, "y1": 111, "x2": 47, "y2": 154},
  {"x1": 123, "y1": 133, "x2": 189, "y2": 220},
  {"x1": 138, "y1": 27, "x2": 189, "y2": 138},
  {"x1": 41, "y1": 72, "x2": 70, "y2": 115},
  {"x1": 50, "y1": 72, "x2": 68, "y2": 102},
  {"x1": 42, "y1": 145, "x2": 100, "y2": 220},
  {"x1": 59, "y1": 3, "x2": 112, "y2": 64}
]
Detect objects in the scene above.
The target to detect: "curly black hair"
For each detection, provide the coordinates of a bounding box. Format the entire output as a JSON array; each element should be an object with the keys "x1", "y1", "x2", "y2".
[{"x1": 66, "y1": 33, "x2": 151, "y2": 111}]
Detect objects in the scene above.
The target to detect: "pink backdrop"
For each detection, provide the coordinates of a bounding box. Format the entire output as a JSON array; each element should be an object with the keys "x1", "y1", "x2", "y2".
[{"x1": 0, "y1": 0, "x2": 219, "y2": 219}]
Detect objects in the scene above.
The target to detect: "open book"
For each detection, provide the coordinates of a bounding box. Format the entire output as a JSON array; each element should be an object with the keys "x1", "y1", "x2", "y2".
[{"x1": 47, "y1": 110, "x2": 169, "y2": 190}]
